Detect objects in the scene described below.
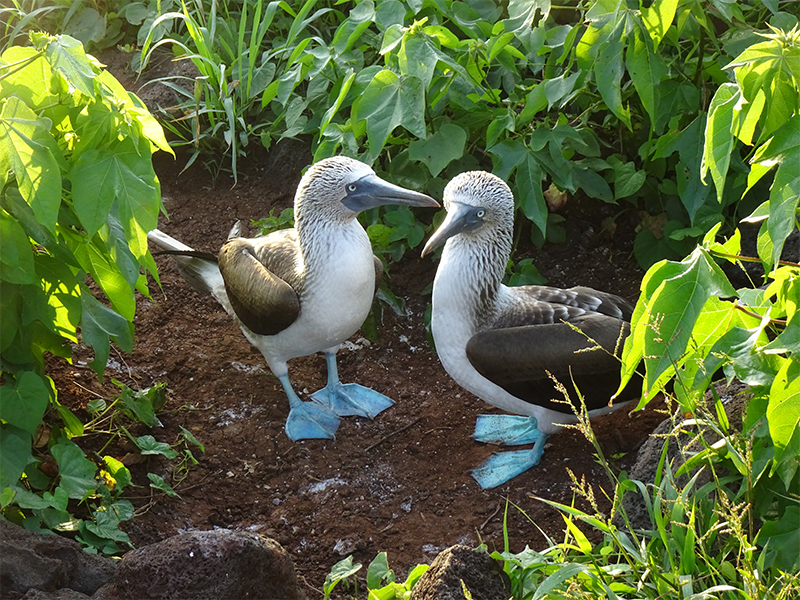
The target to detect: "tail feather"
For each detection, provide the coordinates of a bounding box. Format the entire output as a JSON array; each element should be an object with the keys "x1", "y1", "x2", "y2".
[{"x1": 147, "y1": 229, "x2": 225, "y2": 297}]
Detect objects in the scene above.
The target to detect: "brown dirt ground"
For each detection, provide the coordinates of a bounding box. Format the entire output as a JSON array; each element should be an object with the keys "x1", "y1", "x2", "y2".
[{"x1": 46, "y1": 50, "x2": 669, "y2": 597}]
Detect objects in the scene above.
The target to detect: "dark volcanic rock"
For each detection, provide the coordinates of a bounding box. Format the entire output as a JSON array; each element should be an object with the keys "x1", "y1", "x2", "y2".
[
  {"x1": 94, "y1": 529, "x2": 305, "y2": 599},
  {"x1": 0, "y1": 519, "x2": 115, "y2": 599},
  {"x1": 411, "y1": 545, "x2": 509, "y2": 600}
]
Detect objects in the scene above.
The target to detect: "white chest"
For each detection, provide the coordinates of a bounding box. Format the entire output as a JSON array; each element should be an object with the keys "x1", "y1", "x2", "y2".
[{"x1": 270, "y1": 224, "x2": 375, "y2": 361}]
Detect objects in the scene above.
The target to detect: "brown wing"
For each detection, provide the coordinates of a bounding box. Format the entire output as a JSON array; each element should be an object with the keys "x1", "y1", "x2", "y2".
[
  {"x1": 466, "y1": 315, "x2": 638, "y2": 413},
  {"x1": 491, "y1": 285, "x2": 634, "y2": 330},
  {"x1": 218, "y1": 231, "x2": 302, "y2": 336}
]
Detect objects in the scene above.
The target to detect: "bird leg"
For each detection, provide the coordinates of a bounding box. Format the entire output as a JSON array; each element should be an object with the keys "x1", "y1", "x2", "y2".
[
  {"x1": 472, "y1": 414, "x2": 541, "y2": 445},
  {"x1": 471, "y1": 434, "x2": 549, "y2": 489},
  {"x1": 311, "y1": 352, "x2": 395, "y2": 418},
  {"x1": 280, "y1": 374, "x2": 341, "y2": 441}
]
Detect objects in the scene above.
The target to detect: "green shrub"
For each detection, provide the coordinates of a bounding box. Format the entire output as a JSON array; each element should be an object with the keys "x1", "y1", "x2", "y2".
[{"x1": 0, "y1": 32, "x2": 173, "y2": 552}]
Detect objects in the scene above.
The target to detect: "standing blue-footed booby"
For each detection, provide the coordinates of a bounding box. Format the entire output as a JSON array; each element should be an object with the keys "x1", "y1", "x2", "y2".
[
  {"x1": 148, "y1": 156, "x2": 438, "y2": 441},
  {"x1": 421, "y1": 171, "x2": 638, "y2": 489}
]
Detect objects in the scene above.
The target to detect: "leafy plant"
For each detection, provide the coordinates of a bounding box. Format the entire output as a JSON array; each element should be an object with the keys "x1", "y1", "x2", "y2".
[
  {"x1": 0, "y1": 32, "x2": 172, "y2": 552},
  {"x1": 0, "y1": 379, "x2": 201, "y2": 554},
  {"x1": 323, "y1": 552, "x2": 429, "y2": 600},
  {"x1": 614, "y1": 16, "x2": 800, "y2": 571}
]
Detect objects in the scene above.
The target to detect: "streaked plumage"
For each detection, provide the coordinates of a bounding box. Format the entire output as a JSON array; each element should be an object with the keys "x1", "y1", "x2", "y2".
[
  {"x1": 149, "y1": 156, "x2": 439, "y2": 441},
  {"x1": 422, "y1": 171, "x2": 638, "y2": 488}
]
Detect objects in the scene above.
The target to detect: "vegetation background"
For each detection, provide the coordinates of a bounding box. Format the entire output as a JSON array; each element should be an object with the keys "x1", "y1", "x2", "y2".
[{"x1": 1, "y1": 0, "x2": 798, "y2": 597}]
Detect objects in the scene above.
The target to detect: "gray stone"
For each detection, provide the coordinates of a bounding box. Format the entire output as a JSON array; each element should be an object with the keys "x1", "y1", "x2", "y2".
[
  {"x1": 411, "y1": 545, "x2": 509, "y2": 600},
  {"x1": 0, "y1": 519, "x2": 116, "y2": 597},
  {"x1": 95, "y1": 529, "x2": 305, "y2": 600}
]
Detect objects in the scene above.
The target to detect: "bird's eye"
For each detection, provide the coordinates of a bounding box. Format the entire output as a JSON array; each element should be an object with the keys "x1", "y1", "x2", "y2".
[
  {"x1": 476, "y1": 209, "x2": 485, "y2": 218},
  {"x1": 347, "y1": 184, "x2": 357, "y2": 192}
]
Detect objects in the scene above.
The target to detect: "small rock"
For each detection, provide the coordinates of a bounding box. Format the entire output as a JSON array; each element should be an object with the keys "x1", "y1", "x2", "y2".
[
  {"x1": 94, "y1": 529, "x2": 305, "y2": 599},
  {"x1": 0, "y1": 519, "x2": 116, "y2": 597},
  {"x1": 411, "y1": 545, "x2": 509, "y2": 600}
]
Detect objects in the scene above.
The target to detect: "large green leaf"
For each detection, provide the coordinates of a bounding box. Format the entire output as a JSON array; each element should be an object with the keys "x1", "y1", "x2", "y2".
[
  {"x1": 408, "y1": 122, "x2": 466, "y2": 176},
  {"x1": 767, "y1": 359, "x2": 800, "y2": 486},
  {"x1": 50, "y1": 440, "x2": 97, "y2": 500},
  {"x1": 0, "y1": 371, "x2": 50, "y2": 436},
  {"x1": 0, "y1": 210, "x2": 36, "y2": 285},
  {"x1": 640, "y1": 0, "x2": 678, "y2": 50},
  {"x1": 619, "y1": 247, "x2": 737, "y2": 394},
  {"x1": 397, "y1": 29, "x2": 439, "y2": 89},
  {"x1": 0, "y1": 98, "x2": 61, "y2": 235},
  {"x1": 68, "y1": 139, "x2": 159, "y2": 245},
  {"x1": 39, "y1": 34, "x2": 97, "y2": 97},
  {"x1": 757, "y1": 506, "x2": 800, "y2": 573},
  {"x1": 626, "y1": 27, "x2": 661, "y2": 129},
  {"x1": 79, "y1": 284, "x2": 134, "y2": 378},
  {"x1": 763, "y1": 122, "x2": 800, "y2": 269},
  {"x1": 34, "y1": 253, "x2": 81, "y2": 342},
  {"x1": 593, "y1": 17, "x2": 631, "y2": 130},
  {"x1": 504, "y1": 0, "x2": 551, "y2": 34},
  {"x1": 516, "y1": 150, "x2": 547, "y2": 236},
  {"x1": 0, "y1": 424, "x2": 33, "y2": 491},
  {"x1": 353, "y1": 70, "x2": 425, "y2": 158},
  {"x1": 702, "y1": 83, "x2": 738, "y2": 203}
]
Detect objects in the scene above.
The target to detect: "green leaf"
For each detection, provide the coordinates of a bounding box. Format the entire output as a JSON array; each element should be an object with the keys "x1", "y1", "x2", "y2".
[
  {"x1": 593, "y1": 18, "x2": 631, "y2": 130},
  {"x1": 612, "y1": 159, "x2": 645, "y2": 199},
  {"x1": 398, "y1": 30, "x2": 439, "y2": 89},
  {"x1": 767, "y1": 358, "x2": 800, "y2": 486},
  {"x1": 366, "y1": 552, "x2": 395, "y2": 589},
  {"x1": 516, "y1": 150, "x2": 547, "y2": 236},
  {"x1": 757, "y1": 506, "x2": 800, "y2": 573},
  {"x1": 0, "y1": 210, "x2": 36, "y2": 285},
  {"x1": 641, "y1": 0, "x2": 678, "y2": 50},
  {"x1": 408, "y1": 123, "x2": 466, "y2": 176},
  {"x1": 35, "y1": 253, "x2": 81, "y2": 342},
  {"x1": 0, "y1": 371, "x2": 50, "y2": 436},
  {"x1": 79, "y1": 284, "x2": 134, "y2": 378},
  {"x1": 42, "y1": 34, "x2": 97, "y2": 97},
  {"x1": 179, "y1": 426, "x2": 205, "y2": 451},
  {"x1": 147, "y1": 472, "x2": 180, "y2": 498},
  {"x1": 353, "y1": 70, "x2": 425, "y2": 159},
  {"x1": 702, "y1": 83, "x2": 739, "y2": 203},
  {"x1": 68, "y1": 142, "x2": 158, "y2": 239},
  {"x1": 102, "y1": 456, "x2": 132, "y2": 490},
  {"x1": 531, "y1": 563, "x2": 586, "y2": 600},
  {"x1": 618, "y1": 248, "x2": 737, "y2": 395},
  {"x1": 504, "y1": 0, "x2": 550, "y2": 34},
  {"x1": 134, "y1": 435, "x2": 178, "y2": 459},
  {"x1": 0, "y1": 98, "x2": 62, "y2": 234},
  {"x1": 51, "y1": 440, "x2": 98, "y2": 499},
  {"x1": 324, "y1": 556, "x2": 362, "y2": 599},
  {"x1": 626, "y1": 28, "x2": 660, "y2": 128},
  {"x1": 86, "y1": 508, "x2": 133, "y2": 545},
  {"x1": 0, "y1": 423, "x2": 33, "y2": 490}
]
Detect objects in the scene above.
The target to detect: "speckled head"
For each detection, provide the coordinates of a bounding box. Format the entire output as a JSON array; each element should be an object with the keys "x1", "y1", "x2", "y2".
[
  {"x1": 422, "y1": 171, "x2": 514, "y2": 257},
  {"x1": 294, "y1": 157, "x2": 438, "y2": 227}
]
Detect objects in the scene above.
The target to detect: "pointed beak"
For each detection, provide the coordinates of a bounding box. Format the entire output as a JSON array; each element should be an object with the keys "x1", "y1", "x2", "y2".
[
  {"x1": 341, "y1": 174, "x2": 439, "y2": 213},
  {"x1": 421, "y1": 201, "x2": 474, "y2": 257}
]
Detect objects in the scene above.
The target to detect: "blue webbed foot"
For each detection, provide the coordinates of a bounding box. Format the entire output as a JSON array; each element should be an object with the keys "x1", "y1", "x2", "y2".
[
  {"x1": 311, "y1": 383, "x2": 394, "y2": 418},
  {"x1": 284, "y1": 400, "x2": 341, "y2": 441},
  {"x1": 473, "y1": 414, "x2": 540, "y2": 445},
  {"x1": 471, "y1": 435, "x2": 548, "y2": 489}
]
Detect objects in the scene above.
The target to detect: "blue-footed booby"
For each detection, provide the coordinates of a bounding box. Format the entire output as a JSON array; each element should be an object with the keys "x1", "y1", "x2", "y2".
[
  {"x1": 148, "y1": 156, "x2": 439, "y2": 441},
  {"x1": 421, "y1": 171, "x2": 638, "y2": 489}
]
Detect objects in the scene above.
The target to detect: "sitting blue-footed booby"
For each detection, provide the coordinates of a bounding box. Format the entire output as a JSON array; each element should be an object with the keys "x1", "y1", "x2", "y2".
[
  {"x1": 148, "y1": 156, "x2": 438, "y2": 441},
  {"x1": 421, "y1": 171, "x2": 639, "y2": 489}
]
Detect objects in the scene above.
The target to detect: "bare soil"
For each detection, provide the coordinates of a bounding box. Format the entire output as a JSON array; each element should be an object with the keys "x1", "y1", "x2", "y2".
[{"x1": 47, "y1": 51, "x2": 668, "y2": 597}]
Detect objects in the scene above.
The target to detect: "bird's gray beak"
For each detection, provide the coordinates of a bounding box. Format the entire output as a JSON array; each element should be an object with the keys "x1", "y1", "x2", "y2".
[
  {"x1": 421, "y1": 201, "x2": 474, "y2": 257},
  {"x1": 342, "y1": 174, "x2": 439, "y2": 213}
]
